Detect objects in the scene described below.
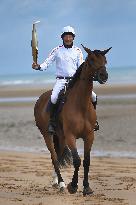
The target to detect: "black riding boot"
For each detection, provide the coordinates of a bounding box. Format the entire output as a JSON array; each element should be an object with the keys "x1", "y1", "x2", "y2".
[
  {"x1": 92, "y1": 97, "x2": 99, "y2": 131},
  {"x1": 48, "y1": 102, "x2": 57, "y2": 135}
]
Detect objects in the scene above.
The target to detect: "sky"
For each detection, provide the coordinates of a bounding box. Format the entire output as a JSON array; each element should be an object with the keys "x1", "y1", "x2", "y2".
[{"x1": 0, "y1": 0, "x2": 136, "y2": 75}]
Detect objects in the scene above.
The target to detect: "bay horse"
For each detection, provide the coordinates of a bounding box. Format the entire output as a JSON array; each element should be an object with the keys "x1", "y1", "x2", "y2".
[{"x1": 34, "y1": 45, "x2": 111, "y2": 195}]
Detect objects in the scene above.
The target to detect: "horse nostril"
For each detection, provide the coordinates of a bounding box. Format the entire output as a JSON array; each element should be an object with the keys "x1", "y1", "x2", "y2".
[
  {"x1": 100, "y1": 72, "x2": 108, "y2": 79},
  {"x1": 99, "y1": 73, "x2": 105, "y2": 79},
  {"x1": 98, "y1": 71, "x2": 108, "y2": 84},
  {"x1": 106, "y1": 72, "x2": 108, "y2": 79}
]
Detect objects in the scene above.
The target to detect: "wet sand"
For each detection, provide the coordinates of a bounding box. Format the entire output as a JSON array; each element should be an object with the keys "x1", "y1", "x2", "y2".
[
  {"x1": 0, "y1": 84, "x2": 136, "y2": 204},
  {"x1": 1, "y1": 83, "x2": 136, "y2": 97}
]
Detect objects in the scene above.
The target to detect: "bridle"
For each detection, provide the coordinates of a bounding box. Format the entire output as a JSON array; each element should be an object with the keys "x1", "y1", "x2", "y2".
[{"x1": 80, "y1": 56, "x2": 108, "y2": 84}]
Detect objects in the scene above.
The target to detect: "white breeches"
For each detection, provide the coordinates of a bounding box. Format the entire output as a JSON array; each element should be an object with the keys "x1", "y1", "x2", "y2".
[
  {"x1": 51, "y1": 79, "x2": 97, "y2": 104},
  {"x1": 51, "y1": 79, "x2": 68, "y2": 104}
]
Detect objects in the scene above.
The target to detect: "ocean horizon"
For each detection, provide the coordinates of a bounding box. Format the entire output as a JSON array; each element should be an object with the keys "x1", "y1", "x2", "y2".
[{"x1": 0, "y1": 66, "x2": 136, "y2": 86}]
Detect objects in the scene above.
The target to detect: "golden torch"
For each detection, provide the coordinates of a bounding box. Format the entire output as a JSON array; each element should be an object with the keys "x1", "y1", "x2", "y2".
[{"x1": 31, "y1": 21, "x2": 40, "y2": 64}]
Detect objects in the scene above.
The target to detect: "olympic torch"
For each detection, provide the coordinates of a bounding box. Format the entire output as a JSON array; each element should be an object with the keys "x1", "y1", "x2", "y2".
[{"x1": 31, "y1": 21, "x2": 40, "y2": 64}]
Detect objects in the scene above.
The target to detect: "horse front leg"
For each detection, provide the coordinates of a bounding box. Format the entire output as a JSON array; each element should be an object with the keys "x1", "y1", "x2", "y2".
[
  {"x1": 66, "y1": 135, "x2": 81, "y2": 194},
  {"x1": 83, "y1": 133, "x2": 94, "y2": 196},
  {"x1": 43, "y1": 134, "x2": 65, "y2": 191}
]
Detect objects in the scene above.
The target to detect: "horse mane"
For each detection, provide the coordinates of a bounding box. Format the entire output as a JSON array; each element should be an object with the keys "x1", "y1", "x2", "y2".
[{"x1": 67, "y1": 62, "x2": 85, "y2": 89}]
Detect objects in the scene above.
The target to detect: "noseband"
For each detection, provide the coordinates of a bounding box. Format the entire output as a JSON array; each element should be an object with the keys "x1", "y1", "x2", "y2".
[{"x1": 92, "y1": 66, "x2": 106, "y2": 82}]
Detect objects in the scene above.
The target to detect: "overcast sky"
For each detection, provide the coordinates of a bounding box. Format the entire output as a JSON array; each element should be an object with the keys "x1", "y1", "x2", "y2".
[{"x1": 0, "y1": 0, "x2": 136, "y2": 75}]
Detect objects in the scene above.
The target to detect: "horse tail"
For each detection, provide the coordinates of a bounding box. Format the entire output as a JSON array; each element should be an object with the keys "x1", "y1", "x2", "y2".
[
  {"x1": 53, "y1": 135, "x2": 73, "y2": 168},
  {"x1": 59, "y1": 146, "x2": 73, "y2": 168}
]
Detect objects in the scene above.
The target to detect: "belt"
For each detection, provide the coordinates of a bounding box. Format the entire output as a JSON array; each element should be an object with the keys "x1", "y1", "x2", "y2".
[{"x1": 56, "y1": 76, "x2": 73, "y2": 80}]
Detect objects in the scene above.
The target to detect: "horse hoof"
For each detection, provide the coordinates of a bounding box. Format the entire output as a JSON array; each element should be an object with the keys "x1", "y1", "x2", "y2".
[
  {"x1": 60, "y1": 187, "x2": 65, "y2": 193},
  {"x1": 67, "y1": 183, "x2": 78, "y2": 194},
  {"x1": 52, "y1": 183, "x2": 59, "y2": 189},
  {"x1": 58, "y1": 182, "x2": 66, "y2": 193},
  {"x1": 83, "y1": 187, "x2": 93, "y2": 196}
]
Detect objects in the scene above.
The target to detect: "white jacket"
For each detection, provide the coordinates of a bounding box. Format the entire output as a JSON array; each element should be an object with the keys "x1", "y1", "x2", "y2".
[{"x1": 40, "y1": 45, "x2": 83, "y2": 77}]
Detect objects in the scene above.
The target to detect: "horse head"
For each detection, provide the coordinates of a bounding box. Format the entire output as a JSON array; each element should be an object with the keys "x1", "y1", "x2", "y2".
[{"x1": 81, "y1": 44, "x2": 112, "y2": 84}]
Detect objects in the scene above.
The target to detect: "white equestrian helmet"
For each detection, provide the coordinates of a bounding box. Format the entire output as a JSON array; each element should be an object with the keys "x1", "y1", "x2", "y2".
[{"x1": 61, "y1": 26, "x2": 75, "y2": 38}]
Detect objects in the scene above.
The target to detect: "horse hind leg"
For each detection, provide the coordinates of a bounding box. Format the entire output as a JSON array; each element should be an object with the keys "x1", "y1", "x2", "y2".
[
  {"x1": 42, "y1": 132, "x2": 66, "y2": 192},
  {"x1": 52, "y1": 159, "x2": 66, "y2": 192},
  {"x1": 52, "y1": 169, "x2": 58, "y2": 188},
  {"x1": 52, "y1": 146, "x2": 72, "y2": 191}
]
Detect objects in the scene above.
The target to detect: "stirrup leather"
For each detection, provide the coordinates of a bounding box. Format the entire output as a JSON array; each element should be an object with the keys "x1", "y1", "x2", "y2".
[{"x1": 48, "y1": 119, "x2": 56, "y2": 134}]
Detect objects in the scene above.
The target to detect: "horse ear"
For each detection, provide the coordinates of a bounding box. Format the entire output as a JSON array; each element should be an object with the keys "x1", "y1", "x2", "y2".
[
  {"x1": 81, "y1": 44, "x2": 92, "y2": 54},
  {"x1": 101, "y1": 47, "x2": 112, "y2": 55}
]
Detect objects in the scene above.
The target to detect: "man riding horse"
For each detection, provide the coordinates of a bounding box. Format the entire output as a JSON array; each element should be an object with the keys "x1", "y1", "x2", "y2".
[{"x1": 32, "y1": 25, "x2": 99, "y2": 134}]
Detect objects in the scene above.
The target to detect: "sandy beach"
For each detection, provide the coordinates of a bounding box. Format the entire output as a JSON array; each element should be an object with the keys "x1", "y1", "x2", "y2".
[
  {"x1": 0, "y1": 151, "x2": 136, "y2": 205},
  {"x1": 0, "y1": 84, "x2": 136, "y2": 204}
]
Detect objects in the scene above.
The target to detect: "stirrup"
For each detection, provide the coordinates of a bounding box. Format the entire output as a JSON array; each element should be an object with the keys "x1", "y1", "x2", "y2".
[{"x1": 94, "y1": 121, "x2": 99, "y2": 131}]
